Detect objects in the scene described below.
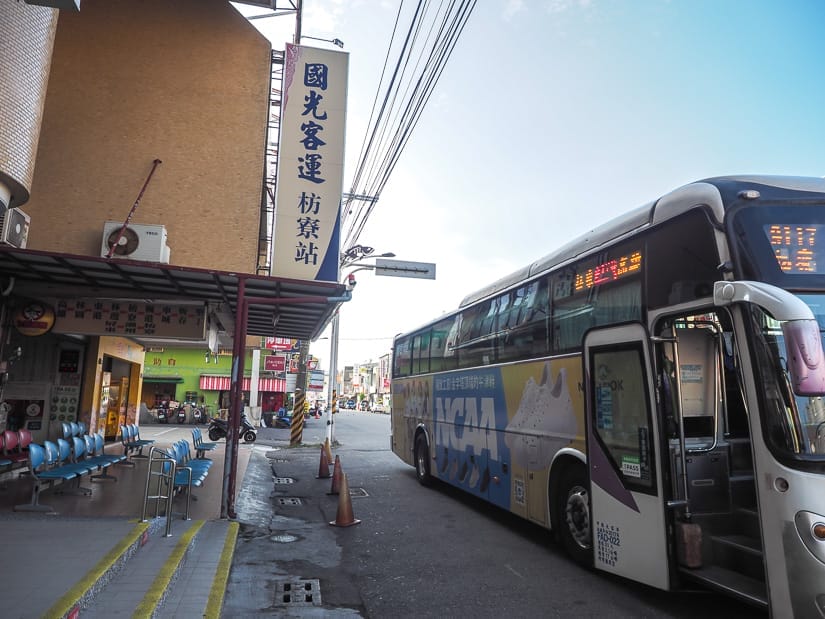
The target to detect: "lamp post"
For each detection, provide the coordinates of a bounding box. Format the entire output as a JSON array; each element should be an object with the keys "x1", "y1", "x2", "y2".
[
  {"x1": 325, "y1": 246, "x2": 395, "y2": 447},
  {"x1": 300, "y1": 35, "x2": 344, "y2": 48}
]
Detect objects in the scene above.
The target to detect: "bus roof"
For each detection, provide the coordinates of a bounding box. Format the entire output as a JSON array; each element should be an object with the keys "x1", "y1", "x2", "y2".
[{"x1": 459, "y1": 175, "x2": 825, "y2": 309}]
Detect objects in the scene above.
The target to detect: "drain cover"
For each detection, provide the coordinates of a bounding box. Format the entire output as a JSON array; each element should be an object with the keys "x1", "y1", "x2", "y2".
[
  {"x1": 271, "y1": 534, "x2": 298, "y2": 543},
  {"x1": 276, "y1": 497, "x2": 303, "y2": 506},
  {"x1": 274, "y1": 578, "x2": 322, "y2": 607},
  {"x1": 273, "y1": 477, "x2": 295, "y2": 484}
]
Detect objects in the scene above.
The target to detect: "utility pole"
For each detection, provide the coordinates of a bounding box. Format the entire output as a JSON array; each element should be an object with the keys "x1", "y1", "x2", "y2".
[
  {"x1": 294, "y1": 0, "x2": 302, "y2": 44},
  {"x1": 290, "y1": 339, "x2": 310, "y2": 446}
]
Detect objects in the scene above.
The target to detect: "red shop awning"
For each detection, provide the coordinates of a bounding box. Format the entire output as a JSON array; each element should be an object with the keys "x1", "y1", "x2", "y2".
[{"x1": 199, "y1": 375, "x2": 286, "y2": 392}]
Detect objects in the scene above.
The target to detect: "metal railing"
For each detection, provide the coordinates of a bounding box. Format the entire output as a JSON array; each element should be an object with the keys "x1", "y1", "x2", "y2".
[{"x1": 140, "y1": 446, "x2": 177, "y2": 537}]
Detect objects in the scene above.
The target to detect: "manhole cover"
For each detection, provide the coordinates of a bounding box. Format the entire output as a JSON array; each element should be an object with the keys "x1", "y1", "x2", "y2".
[
  {"x1": 349, "y1": 487, "x2": 368, "y2": 498},
  {"x1": 274, "y1": 578, "x2": 322, "y2": 607},
  {"x1": 277, "y1": 497, "x2": 303, "y2": 506},
  {"x1": 271, "y1": 534, "x2": 298, "y2": 543},
  {"x1": 273, "y1": 477, "x2": 295, "y2": 484}
]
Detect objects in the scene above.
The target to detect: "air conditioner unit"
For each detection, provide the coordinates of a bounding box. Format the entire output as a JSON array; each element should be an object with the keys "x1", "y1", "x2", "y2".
[
  {"x1": 101, "y1": 221, "x2": 171, "y2": 263},
  {"x1": 0, "y1": 208, "x2": 31, "y2": 249}
]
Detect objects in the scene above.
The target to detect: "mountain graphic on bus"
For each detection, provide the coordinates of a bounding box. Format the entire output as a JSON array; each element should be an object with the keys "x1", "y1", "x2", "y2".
[{"x1": 504, "y1": 363, "x2": 577, "y2": 471}]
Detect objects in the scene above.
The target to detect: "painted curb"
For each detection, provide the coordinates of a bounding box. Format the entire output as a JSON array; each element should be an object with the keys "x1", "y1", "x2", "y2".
[{"x1": 204, "y1": 520, "x2": 240, "y2": 619}]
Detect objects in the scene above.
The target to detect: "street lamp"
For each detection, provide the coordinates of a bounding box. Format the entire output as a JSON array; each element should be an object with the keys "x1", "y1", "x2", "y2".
[
  {"x1": 301, "y1": 35, "x2": 345, "y2": 48},
  {"x1": 341, "y1": 245, "x2": 395, "y2": 266},
  {"x1": 325, "y1": 246, "x2": 395, "y2": 447}
]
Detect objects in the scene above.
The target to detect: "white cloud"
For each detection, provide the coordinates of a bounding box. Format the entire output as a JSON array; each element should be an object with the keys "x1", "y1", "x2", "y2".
[{"x1": 502, "y1": 0, "x2": 526, "y2": 21}]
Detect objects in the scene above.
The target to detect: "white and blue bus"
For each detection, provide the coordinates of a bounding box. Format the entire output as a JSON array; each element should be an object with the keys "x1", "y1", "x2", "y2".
[{"x1": 391, "y1": 176, "x2": 825, "y2": 617}]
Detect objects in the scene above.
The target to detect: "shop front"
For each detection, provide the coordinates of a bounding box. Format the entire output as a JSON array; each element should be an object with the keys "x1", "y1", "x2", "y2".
[{"x1": 199, "y1": 374, "x2": 286, "y2": 421}]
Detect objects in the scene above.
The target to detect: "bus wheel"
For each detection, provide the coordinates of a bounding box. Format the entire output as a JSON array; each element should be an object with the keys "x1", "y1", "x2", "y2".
[
  {"x1": 415, "y1": 435, "x2": 432, "y2": 487},
  {"x1": 556, "y1": 466, "x2": 593, "y2": 567}
]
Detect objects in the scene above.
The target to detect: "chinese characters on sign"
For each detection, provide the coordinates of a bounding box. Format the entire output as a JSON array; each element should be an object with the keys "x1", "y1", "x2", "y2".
[
  {"x1": 263, "y1": 337, "x2": 300, "y2": 351},
  {"x1": 272, "y1": 44, "x2": 349, "y2": 282},
  {"x1": 51, "y1": 299, "x2": 206, "y2": 339}
]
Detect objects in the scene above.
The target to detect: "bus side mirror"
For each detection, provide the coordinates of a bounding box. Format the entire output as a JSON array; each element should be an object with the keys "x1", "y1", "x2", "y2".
[{"x1": 782, "y1": 319, "x2": 825, "y2": 396}]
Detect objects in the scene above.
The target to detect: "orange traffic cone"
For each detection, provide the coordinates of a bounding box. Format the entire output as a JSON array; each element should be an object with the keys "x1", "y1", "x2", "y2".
[
  {"x1": 316, "y1": 444, "x2": 331, "y2": 479},
  {"x1": 328, "y1": 455, "x2": 343, "y2": 495},
  {"x1": 324, "y1": 437, "x2": 333, "y2": 463},
  {"x1": 329, "y1": 473, "x2": 360, "y2": 527}
]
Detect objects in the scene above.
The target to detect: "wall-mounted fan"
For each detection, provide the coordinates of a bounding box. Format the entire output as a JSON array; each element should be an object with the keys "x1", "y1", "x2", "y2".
[{"x1": 105, "y1": 226, "x2": 140, "y2": 256}]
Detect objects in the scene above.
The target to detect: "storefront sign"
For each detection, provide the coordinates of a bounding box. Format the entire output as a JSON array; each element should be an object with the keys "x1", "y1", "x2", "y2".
[
  {"x1": 264, "y1": 355, "x2": 286, "y2": 372},
  {"x1": 14, "y1": 301, "x2": 55, "y2": 336},
  {"x1": 263, "y1": 337, "x2": 300, "y2": 351},
  {"x1": 271, "y1": 44, "x2": 348, "y2": 282},
  {"x1": 51, "y1": 299, "x2": 206, "y2": 339}
]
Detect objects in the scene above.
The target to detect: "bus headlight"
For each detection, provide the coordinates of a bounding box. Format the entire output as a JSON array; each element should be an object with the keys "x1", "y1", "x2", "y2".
[{"x1": 795, "y1": 511, "x2": 825, "y2": 564}]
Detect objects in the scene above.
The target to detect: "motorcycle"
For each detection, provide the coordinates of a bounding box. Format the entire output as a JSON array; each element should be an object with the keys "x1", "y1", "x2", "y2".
[
  {"x1": 156, "y1": 402, "x2": 171, "y2": 423},
  {"x1": 192, "y1": 406, "x2": 205, "y2": 424},
  {"x1": 176, "y1": 406, "x2": 186, "y2": 424},
  {"x1": 208, "y1": 413, "x2": 257, "y2": 443}
]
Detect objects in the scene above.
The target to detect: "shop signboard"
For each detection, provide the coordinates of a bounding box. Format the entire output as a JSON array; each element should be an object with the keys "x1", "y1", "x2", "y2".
[
  {"x1": 51, "y1": 299, "x2": 206, "y2": 339},
  {"x1": 264, "y1": 355, "x2": 287, "y2": 372}
]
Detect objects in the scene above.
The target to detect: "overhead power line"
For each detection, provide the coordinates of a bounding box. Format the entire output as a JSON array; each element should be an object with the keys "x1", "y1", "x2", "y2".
[{"x1": 341, "y1": 0, "x2": 478, "y2": 251}]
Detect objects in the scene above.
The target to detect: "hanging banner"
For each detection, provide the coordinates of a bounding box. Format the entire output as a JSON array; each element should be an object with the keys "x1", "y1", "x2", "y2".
[{"x1": 271, "y1": 43, "x2": 348, "y2": 282}]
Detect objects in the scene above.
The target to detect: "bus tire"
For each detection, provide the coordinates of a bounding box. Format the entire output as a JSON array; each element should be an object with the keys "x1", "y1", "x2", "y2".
[
  {"x1": 555, "y1": 465, "x2": 593, "y2": 568},
  {"x1": 414, "y1": 435, "x2": 432, "y2": 487}
]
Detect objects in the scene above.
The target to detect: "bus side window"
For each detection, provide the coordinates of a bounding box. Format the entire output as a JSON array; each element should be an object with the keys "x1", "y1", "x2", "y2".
[
  {"x1": 430, "y1": 316, "x2": 458, "y2": 372},
  {"x1": 394, "y1": 336, "x2": 412, "y2": 377}
]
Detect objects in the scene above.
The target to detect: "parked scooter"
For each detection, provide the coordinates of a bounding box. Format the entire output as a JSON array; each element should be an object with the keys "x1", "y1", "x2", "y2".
[
  {"x1": 156, "y1": 401, "x2": 171, "y2": 423},
  {"x1": 192, "y1": 406, "x2": 205, "y2": 424},
  {"x1": 208, "y1": 413, "x2": 257, "y2": 443},
  {"x1": 176, "y1": 405, "x2": 187, "y2": 424}
]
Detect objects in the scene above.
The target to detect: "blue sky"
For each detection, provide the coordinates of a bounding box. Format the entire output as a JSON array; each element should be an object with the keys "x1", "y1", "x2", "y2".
[{"x1": 235, "y1": 0, "x2": 825, "y2": 369}]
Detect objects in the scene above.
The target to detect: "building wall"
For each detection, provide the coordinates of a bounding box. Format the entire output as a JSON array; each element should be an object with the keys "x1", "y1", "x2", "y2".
[
  {"x1": 0, "y1": 2, "x2": 57, "y2": 209},
  {"x1": 142, "y1": 347, "x2": 284, "y2": 413},
  {"x1": 23, "y1": 0, "x2": 271, "y2": 273}
]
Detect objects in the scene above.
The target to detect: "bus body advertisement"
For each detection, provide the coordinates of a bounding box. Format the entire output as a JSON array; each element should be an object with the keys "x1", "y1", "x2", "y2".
[
  {"x1": 395, "y1": 357, "x2": 584, "y2": 512},
  {"x1": 390, "y1": 176, "x2": 825, "y2": 618}
]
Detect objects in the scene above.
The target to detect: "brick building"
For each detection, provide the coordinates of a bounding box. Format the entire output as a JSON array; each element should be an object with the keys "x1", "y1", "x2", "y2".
[{"x1": 0, "y1": 0, "x2": 343, "y2": 443}]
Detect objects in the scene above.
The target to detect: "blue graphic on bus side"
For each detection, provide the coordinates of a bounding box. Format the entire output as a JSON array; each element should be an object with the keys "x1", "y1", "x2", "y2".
[{"x1": 432, "y1": 368, "x2": 511, "y2": 509}]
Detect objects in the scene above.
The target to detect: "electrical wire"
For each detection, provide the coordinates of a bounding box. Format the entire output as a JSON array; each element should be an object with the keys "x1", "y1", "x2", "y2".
[{"x1": 341, "y1": 0, "x2": 478, "y2": 253}]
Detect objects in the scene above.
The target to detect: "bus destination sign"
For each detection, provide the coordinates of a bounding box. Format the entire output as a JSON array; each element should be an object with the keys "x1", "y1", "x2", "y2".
[
  {"x1": 768, "y1": 224, "x2": 819, "y2": 273},
  {"x1": 574, "y1": 251, "x2": 642, "y2": 293}
]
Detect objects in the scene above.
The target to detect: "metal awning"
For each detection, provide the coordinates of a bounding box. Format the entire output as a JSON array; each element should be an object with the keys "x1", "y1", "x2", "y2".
[
  {"x1": 142, "y1": 376, "x2": 185, "y2": 384},
  {"x1": 200, "y1": 374, "x2": 285, "y2": 391},
  {"x1": 0, "y1": 246, "x2": 346, "y2": 341}
]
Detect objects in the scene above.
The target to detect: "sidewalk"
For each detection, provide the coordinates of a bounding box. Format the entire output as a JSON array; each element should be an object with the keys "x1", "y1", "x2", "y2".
[{"x1": 0, "y1": 423, "x2": 265, "y2": 618}]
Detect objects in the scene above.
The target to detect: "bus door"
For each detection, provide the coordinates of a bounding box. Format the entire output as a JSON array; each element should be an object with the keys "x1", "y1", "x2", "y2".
[{"x1": 583, "y1": 323, "x2": 670, "y2": 590}]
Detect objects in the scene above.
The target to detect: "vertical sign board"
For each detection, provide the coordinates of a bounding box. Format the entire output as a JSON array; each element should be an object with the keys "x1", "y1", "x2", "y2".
[{"x1": 272, "y1": 44, "x2": 349, "y2": 282}]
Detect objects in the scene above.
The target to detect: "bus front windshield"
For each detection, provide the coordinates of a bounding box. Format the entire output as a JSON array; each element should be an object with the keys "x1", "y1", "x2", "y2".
[{"x1": 751, "y1": 296, "x2": 825, "y2": 462}]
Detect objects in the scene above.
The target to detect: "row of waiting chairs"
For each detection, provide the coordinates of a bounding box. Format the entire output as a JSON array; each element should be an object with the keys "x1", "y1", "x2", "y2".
[
  {"x1": 191, "y1": 427, "x2": 217, "y2": 459},
  {"x1": 120, "y1": 424, "x2": 155, "y2": 463},
  {"x1": 142, "y1": 438, "x2": 213, "y2": 523},
  {"x1": 14, "y1": 430, "x2": 128, "y2": 512},
  {"x1": 1, "y1": 429, "x2": 34, "y2": 471}
]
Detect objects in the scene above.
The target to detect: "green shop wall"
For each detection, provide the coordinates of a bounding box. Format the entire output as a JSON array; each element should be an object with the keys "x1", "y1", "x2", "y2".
[{"x1": 141, "y1": 348, "x2": 254, "y2": 412}]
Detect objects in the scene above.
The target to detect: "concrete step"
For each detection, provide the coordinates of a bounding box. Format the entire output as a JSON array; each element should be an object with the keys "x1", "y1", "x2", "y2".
[{"x1": 62, "y1": 517, "x2": 238, "y2": 619}]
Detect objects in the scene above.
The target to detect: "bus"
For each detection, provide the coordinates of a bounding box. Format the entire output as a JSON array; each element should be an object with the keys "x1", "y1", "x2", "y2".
[{"x1": 390, "y1": 176, "x2": 825, "y2": 618}]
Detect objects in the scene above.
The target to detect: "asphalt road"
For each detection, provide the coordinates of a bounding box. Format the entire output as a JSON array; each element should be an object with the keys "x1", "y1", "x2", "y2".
[{"x1": 222, "y1": 411, "x2": 765, "y2": 618}]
